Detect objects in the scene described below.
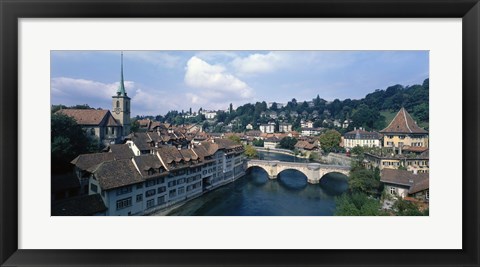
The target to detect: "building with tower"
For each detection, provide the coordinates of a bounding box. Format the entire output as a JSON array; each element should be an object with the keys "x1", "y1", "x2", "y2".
[{"x1": 55, "y1": 52, "x2": 132, "y2": 146}]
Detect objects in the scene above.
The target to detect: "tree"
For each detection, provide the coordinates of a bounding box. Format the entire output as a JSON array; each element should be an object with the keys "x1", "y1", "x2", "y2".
[
  {"x1": 51, "y1": 113, "x2": 99, "y2": 173},
  {"x1": 130, "y1": 120, "x2": 140, "y2": 133},
  {"x1": 348, "y1": 168, "x2": 381, "y2": 196},
  {"x1": 393, "y1": 198, "x2": 425, "y2": 216},
  {"x1": 244, "y1": 145, "x2": 258, "y2": 158},
  {"x1": 350, "y1": 145, "x2": 365, "y2": 157},
  {"x1": 216, "y1": 111, "x2": 227, "y2": 123},
  {"x1": 335, "y1": 193, "x2": 384, "y2": 216},
  {"x1": 319, "y1": 130, "x2": 341, "y2": 153},
  {"x1": 227, "y1": 134, "x2": 241, "y2": 144},
  {"x1": 51, "y1": 104, "x2": 67, "y2": 113},
  {"x1": 252, "y1": 139, "x2": 264, "y2": 147},
  {"x1": 279, "y1": 137, "x2": 298, "y2": 150},
  {"x1": 270, "y1": 102, "x2": 278, "y2": 111}
]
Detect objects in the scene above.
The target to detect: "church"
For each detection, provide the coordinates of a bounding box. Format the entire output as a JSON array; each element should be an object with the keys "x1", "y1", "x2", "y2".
[{"x1": 56, "y1": 53, "x2": 131, "y2": 146}]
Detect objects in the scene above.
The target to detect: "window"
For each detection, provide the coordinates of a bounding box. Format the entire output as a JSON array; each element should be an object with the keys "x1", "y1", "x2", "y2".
[
  {"x1": 136, "y1": 183, "x2": 143, "y2": 189},
  {"x1": 168, "y1": 180, "x2": 177, "y2": 187},
  {"x1": 90, "y1": 128, "x2": 95, "y2": 135},
  {"x1": 146, "y1": 180, "x2": 156, "y2": 187},
  {"x1": 169, "y1": 189, "x2": 177, "y2": 198},
  {"x1": 146, "y1": 189, "x2": 156, "y2": 197},
  {"x1": 390, "y1": 187, "x2": 396, "y2": 195},
  {"x1": 116, "y1": 101, "x2": 119, "y2": 108},
  {"x1": 116, "y1": 197, "x2": 132, "y2": 210},
  {"x1": 146, "y1": 199, "x2": 155, "y2": 209},
  {"x1": 177, "y1": 178, "x2": 185, "y2": 184},
  {"x1": 116, "y1": 186, "x2": 132, "y2": 196},
  {"x1": 136, "y1": 194, "x2": 143, "y2": 202},
  {"x1": 157, "y1": 186, "x2": 166, "y2": 193},
  {"x1": 178, "y1": 186, "x2": 185, "y2": 195},
  {"x1": 158, "y1": 196, "x2": 165, "y2": 204},
  {"x1": 90, "y1": 183, "x2": 98, "y2": 193},
  {"x1": 126, "y1": 101, "x2": 129, "y2": 112}
]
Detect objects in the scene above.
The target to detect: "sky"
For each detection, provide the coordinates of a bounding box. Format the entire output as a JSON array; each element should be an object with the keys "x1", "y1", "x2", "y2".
[{"x1": 51, "y1": 50, "x2": 429, "y2": 117}]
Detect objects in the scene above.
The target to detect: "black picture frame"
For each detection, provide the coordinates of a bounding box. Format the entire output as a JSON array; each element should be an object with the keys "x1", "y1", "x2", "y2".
[{"x1": 1, "y1": 0, "x2": 479, "y2": 266}]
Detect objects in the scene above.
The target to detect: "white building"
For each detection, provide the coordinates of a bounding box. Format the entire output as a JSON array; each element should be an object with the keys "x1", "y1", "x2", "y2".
[
  {"x1": 301, "y1": 127, "x2": 322, "y2": 137},
  {"x1": 259, "y1": 123, "x2": 275, "y2": 134},
  {"x1": 279, "y1": 123, "x2": 292, "y2": 133},
  {"x1": 246, "y1": 123, "x2": 253, "y2": 130},
  {"x1": 200, "y1": 110, "x2": 217, "y2": 119},
  {"x1": 264, "y1": 137, "x2": 280, "y2": 149},
  {"x1": 343, "y1": 127, "x2": 382, "y2": 151}
]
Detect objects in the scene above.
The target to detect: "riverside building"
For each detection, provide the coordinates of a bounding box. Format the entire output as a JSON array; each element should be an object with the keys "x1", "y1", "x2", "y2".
[{"x1": 71, "y1": 139, "x2": 245, "y2": 215}]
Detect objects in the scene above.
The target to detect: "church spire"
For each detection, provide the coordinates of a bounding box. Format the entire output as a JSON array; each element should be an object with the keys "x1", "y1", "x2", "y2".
[{"x1": 117, "y1": 51, "x2": 127, "y2": 96}]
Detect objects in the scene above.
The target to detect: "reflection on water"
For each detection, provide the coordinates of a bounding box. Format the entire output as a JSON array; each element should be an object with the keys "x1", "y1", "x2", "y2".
[{"x1": 166, "y1": 151, "x2": 349, "y2": 216}]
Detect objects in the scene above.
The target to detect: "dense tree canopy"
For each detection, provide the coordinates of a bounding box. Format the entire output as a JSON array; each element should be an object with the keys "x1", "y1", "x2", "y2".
[
  {"x1": 244, "y1": 145, "x2": 258, "y2": 158},
  {"x1": 51, "y1": 113, "x2": 99, "y2": 173},
  {"x1": 319, "y1": 130, "x2": 341, "y2": 153},
  {"x1": 335, "y1": 193, "x2": 385, "y2": 216},
  {"x1": 279, "y1": 137, "x2": 298, "y2": 150}
]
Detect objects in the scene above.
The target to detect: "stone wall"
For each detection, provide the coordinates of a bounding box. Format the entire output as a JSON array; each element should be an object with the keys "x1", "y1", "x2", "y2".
[{"x1": 321, "y1": 153, "x2": 352, "y2": 166}]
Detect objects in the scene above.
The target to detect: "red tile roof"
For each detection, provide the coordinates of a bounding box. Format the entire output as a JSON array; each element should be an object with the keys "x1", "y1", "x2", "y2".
[
  {"x1": 94, "y1": 159, "x2": 143, "y2": 190},
  {"x1": 380, "y1": 168, "x2": 429, "y2": 190},
  {"x1": 402, "y1": 146, "x2": 429, "y2": 153},
  {"x1": 71, "y1": 152, "x2": 116, "y2": 171},
  {"x1": 380, "y1": 108, "x2": 428, "y2": 134},
  {"x1": 56, "y1": 109, "x2": 121, "y2": 126}
]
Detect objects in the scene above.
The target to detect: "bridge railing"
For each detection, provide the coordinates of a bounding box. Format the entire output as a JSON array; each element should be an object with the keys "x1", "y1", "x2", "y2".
[{"x1": 247, "y1": 160, "x2": 350, "y2": 170}]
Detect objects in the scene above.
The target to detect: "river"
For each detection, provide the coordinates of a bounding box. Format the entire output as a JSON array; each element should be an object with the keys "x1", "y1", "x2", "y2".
[{"x1": 166, "y1": 151, "x2": 349, "y2": 216}]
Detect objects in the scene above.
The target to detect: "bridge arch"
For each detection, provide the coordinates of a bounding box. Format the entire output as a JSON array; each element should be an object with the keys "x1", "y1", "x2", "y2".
[
  {"x1": 318, "y1": 170, "x2": 350, "y2": 181},
  {"x1": 277, "y1": 169, "x2": 308, "y2": 190},
  {"x1": 246, "y1": 160, "x2": 350, "y2": 184}
]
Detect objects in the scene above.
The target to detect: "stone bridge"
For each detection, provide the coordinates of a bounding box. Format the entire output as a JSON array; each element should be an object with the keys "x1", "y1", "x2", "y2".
[{"x1": 246, "y1": 160, "x2": 350, "y2": 184}]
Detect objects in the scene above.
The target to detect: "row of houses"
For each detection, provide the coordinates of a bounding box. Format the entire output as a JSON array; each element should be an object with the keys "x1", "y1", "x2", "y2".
[{"x1": 54, "y1": 138, "x2": 245, "y2": 216}]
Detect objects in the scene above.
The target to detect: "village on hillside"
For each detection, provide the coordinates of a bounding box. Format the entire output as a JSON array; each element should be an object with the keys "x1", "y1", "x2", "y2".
[{"x1": 51, "y1": 52, "x2": 429, "y2": 216}]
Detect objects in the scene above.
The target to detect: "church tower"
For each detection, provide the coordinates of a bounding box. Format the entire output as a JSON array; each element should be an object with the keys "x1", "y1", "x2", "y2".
[{"x1": 112, "y1": 52, "x2": 131, "y2": 136}]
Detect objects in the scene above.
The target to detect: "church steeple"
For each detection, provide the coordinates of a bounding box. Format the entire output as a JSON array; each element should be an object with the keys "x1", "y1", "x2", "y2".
[{"x1": 117, "y1": 51, "x2": 127, "y2": 96}]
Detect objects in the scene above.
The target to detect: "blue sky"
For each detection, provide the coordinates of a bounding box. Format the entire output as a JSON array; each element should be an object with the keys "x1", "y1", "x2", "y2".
[{"x1": 51, "y1": 51, "x2": 429, "y2": 117}]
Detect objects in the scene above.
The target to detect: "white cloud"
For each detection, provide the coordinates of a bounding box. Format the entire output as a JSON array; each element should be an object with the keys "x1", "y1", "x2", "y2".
[
  {"x1": 51, "y1": 77, "x2": 135, "y2": 108},
  {"x1": 184, "y1": 56, "x2": 254, "y2": 109},
  {"x1": 231, "y1": 52, "x2": 289, "y2": 75}
]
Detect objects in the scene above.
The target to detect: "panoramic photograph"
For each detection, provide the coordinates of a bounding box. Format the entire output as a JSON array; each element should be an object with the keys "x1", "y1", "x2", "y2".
[{"x1": 51, "y1": 50, "x2": 429, "y2": 216}]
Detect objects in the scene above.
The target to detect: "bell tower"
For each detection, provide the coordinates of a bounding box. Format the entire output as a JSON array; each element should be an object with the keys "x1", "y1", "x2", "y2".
[{"x1": 112, "y1": 51, "x2": 131, "y2": 136}]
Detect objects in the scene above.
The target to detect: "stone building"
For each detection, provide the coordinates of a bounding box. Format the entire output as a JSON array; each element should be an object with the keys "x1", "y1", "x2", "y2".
[{"x1": 56, "y1": 109, "x2": 123, "y2": 146}]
